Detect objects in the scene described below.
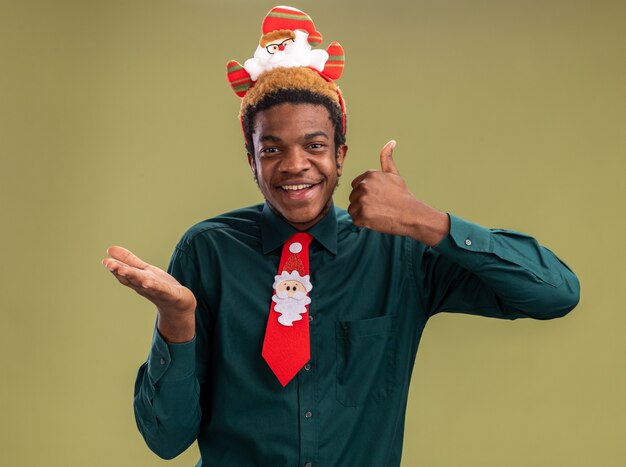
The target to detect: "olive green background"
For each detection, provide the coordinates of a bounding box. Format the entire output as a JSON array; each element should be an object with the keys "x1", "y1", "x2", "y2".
[{"x1": 1, "y1": 0, "x2": 624, "y2": 465}]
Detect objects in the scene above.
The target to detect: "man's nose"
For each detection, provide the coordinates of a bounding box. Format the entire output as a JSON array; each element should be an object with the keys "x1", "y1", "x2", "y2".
[
  {"x1": 279, "y1": 148, "x2": 311, "y2": 173},
  {"x1": 278, "y1": 44, "x2": 285, "y2": 51}
]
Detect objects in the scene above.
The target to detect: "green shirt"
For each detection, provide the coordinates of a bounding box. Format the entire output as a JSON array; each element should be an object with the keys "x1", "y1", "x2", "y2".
[{"x1": 134, "y1": 203, "x2": 579, "y2": 466}]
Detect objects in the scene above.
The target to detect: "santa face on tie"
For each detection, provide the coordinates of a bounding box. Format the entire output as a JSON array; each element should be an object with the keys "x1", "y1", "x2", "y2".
[
  {"x1": 272, "y1": 270, "x2": 312, "y2": 326},
  {"x1": 244, "y1": 29, "x2": 329, "y2": 81}
]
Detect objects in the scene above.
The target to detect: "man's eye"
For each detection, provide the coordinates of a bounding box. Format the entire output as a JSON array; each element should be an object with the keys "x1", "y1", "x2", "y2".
[
  {"x1": 308, "y1": 143, "x2": 324, "y2": 150},
  {"x1": 261, "y1": 147, "x2": 278, "y2": 154}
]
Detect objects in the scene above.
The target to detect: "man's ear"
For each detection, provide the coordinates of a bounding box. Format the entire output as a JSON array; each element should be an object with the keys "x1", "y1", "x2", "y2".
[
  {"x1": 247, "y1": 153, "x2": 258, "y2": 183},
  {"x1": 336, "y1": 144, "x2": 348, "y2": 176}
]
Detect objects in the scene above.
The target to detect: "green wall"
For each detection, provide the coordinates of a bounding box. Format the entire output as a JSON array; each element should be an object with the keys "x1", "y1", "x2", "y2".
[{"x1": 2, "y1": 0, "x2": 624, "y2": 465}]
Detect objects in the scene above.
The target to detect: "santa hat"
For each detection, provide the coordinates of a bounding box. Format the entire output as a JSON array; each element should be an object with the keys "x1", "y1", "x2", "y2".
[
  {"x1": 261, "y1": 6, "x2": 323, "y2": 46},
  {"x1": 283, "y1": 241, "x2": 305, "y2": 275}
]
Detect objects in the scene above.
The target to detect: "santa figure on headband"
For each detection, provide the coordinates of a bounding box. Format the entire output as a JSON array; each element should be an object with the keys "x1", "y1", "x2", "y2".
[
  {"x1": 226, "y1": 5, "x2": 345, "y2": 97},
  {"x1": 244, "y1": 28, "x2": 328, "y2": 81}
]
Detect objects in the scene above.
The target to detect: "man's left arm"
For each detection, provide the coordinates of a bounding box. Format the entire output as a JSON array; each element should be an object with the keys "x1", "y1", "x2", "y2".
[
  {"x1": 348, "y1": 141, "x2": 580, "y2": 318},
  {"x1": 419, "y1": 214, "x2": 579, "y2": 318}
]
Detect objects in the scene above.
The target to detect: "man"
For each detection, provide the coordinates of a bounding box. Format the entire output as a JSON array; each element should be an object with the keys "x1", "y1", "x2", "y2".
[{"x1": 102, "y1": 6, "x2": 579, "y2": 466}]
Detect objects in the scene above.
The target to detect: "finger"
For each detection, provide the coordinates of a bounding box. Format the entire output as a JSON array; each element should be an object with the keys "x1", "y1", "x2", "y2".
[
  {"x1": 102, "y1": 258, "x2": 115, "y2": 272},
  {"x1": 350, "y1": 211, "x2": 366, "y2": 228},
  {"x1": 350, "y1": 170, "x2": 373, "y2": 189},
  {"x1": 379, "y1": 140, "x2": 399, "y2": 175},
  {"x1": 108, "y1": 264, "x2": 169, "y2": 298},
  {"x1": 106, "y1": 246, "x2": 149, "y2": 269},
  {"x1": 348, "y1": 180, "x2": 366, "y2": 203},
  {"x1": 102, "y1": 258, "x2": 125, "y2": 274},
  {"x1": 111, "y1": 271, "x2": 165, "y2": 303},
  {"x1": 102, "y1": 258, "x2": 139, "y2": 276},
  {"x1": 348, "y1": 187, "x2": 359, "y2": 204},
  {"x1": 103, "y1": 258, "x2": 149, "y2": 286},
  {"x1": 347, "y1": 202, "x2": 361, "y2": 220},
  {"x1": 110, "y1": 269, "x2": 134, "y2": 287},
  {"x1": 103, "y1": 257, "x2": 182, "y2": 298}
]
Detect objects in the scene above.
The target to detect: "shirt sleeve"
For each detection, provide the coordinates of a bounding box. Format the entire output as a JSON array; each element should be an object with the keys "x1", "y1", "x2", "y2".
[
  {"x1": 416, "y1": 214, "x2": 580, "y2": 319},
  {"x1": 133, "y1": 246, "x2": 207, "y2": 459}
]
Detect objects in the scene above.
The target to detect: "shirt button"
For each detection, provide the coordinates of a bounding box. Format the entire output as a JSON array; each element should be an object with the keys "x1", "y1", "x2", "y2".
[
  {"x1": 304, "y1": 411, "x2": 313, "y2": 419},
  {"x1": 304, "y1": 363, "x2": 311, "y2": 371},
  {"x1": 160, "y1": 357, "x2": 166, "y2": 365},
  {"x1": 309, "y1": 315, "x2": 314, "y2": 322},
  {"x1": 465, "y1": 239, "x2": 472, "y2": 246},
  {"x1": 305, "y1": 463, "x2": 312, "y2": 467}
]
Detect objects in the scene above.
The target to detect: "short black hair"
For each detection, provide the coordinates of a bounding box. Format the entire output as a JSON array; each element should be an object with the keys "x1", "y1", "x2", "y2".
[{"x1": 241, "y1": 88, "x2": 346, "y2": 155}]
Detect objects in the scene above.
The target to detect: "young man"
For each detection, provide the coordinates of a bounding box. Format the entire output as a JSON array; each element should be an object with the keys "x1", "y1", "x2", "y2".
[{"x1": 102, "y1": 6, "x2": 579, "y2": 466}]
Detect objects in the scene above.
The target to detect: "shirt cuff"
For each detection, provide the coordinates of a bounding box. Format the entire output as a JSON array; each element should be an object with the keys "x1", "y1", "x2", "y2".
[
  {"x1": 433, "y1": 213, "x2": 565, "y2": 288},
  {"x1": 147, "y1": 329, "x2": 196, "y2": 385},
  {"x1": 432, "y1": 214, "x2": 493, "y2": 270}
]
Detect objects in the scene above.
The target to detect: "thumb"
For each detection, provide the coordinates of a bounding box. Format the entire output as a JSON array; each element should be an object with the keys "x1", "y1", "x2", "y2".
[{"x1": 380, "y1": 140, "x2": 399, "y2": 175}]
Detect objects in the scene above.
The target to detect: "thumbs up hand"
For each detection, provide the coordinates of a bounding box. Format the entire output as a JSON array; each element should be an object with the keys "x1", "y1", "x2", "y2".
[{"x1": 348, "y1": 140, "x2": 450, "y2": 246}]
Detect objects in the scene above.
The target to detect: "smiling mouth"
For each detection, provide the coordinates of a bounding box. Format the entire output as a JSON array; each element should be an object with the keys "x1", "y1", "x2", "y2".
[{"x1": 279, "y1": 182, "x2": 320, "y2": 191}]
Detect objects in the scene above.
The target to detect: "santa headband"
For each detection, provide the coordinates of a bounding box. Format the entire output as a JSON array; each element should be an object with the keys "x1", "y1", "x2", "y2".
[{"x1": 226, "y1": 5, "x2": 347, "y2": 135}]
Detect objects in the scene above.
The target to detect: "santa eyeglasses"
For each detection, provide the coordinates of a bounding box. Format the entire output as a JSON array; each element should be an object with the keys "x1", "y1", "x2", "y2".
[{"x1": 265, "y1": 38, "x2": 295, "y2": 54}]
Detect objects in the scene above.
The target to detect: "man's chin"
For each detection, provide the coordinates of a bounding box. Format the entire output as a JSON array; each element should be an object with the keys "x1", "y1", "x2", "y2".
[
  {"x1": 283, "y1": 209, "x2": 329, "y2": 230},
  {"x1": 268, "y1": 200, "x2": 332, "y2": 230}
]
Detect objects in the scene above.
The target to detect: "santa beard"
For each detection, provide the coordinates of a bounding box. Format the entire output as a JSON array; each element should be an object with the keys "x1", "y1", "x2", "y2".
[{"x1": 272, "y1": 290, "x2": 311, "y2": 326}]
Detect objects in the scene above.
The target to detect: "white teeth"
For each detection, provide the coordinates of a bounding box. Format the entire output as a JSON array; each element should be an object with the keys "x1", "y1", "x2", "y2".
[{"x1": 281, "y1": 184, "x2": 312, "y2": 191}]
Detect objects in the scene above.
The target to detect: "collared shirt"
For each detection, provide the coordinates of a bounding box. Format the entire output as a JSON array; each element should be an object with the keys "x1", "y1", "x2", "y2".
[{"x1": 134, "y1": 203, "x2": 579, "y2": 466}]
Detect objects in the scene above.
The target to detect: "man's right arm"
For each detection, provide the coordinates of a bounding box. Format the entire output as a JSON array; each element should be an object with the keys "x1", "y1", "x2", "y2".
[{"x1": 103, "y1": 246, "x2": 203, "y2": 459}]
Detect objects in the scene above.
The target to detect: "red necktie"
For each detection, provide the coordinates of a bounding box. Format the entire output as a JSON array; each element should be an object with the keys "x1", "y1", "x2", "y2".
[{"x1": 262, "y1": 232, "x2": 313, "y2": 386}]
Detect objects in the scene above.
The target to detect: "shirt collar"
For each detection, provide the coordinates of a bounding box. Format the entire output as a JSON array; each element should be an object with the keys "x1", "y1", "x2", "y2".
[{"x1": 260, "y1": 202, "x2": 338, "y2": 256}]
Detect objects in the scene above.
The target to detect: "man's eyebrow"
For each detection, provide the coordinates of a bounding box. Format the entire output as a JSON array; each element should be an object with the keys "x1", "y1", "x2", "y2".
[
  {"x1": 304, "y1": 131, "x2": 329, "y2": 140},
  {"x1": 259, "y1": 135, "x2": 282, "y2": 143}
]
